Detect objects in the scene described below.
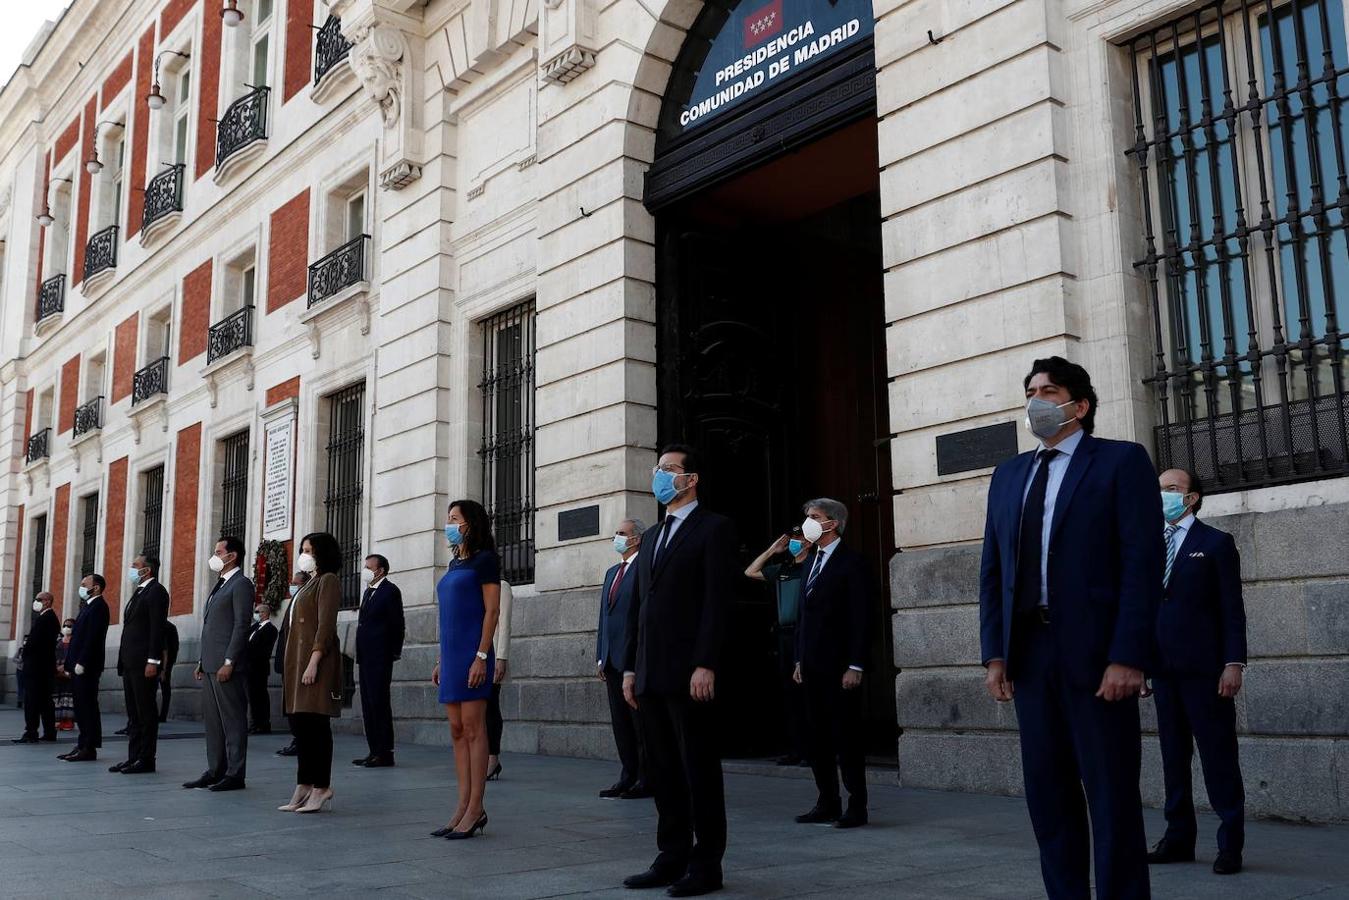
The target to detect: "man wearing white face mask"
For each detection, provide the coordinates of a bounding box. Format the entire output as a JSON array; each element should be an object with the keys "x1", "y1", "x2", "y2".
[
  {"x1": 13, "y1": 592, "x2": 59, "y2": 743},
  {"x1": 354, "y1": 554, "x2": 404, "y2": 767},
  {"x1": 59, "y1": 575, "x2": 110, "y2": 761}
]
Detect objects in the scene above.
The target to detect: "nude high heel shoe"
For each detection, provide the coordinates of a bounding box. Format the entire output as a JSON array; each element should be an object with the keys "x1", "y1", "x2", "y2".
[
  {"x1": 278, "y1": 785, "x2": 312, "y2": 812},
  {"x1": 296, "y1": 788, "x2": 334, "y2": 813}
]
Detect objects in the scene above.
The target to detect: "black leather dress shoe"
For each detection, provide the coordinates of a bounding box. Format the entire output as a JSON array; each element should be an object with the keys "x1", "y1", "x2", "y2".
[
  {"x1": 794, "y1": 804, "x2": 841, "y2": 824},
  {"x1": 623, "y1": 867, "x2": 680, "y2": 889},
  {"x1": 57, "y1": 750, "x2": 78, "y2": 760},
  {"x1": 834, "y1": 808, "x2": 868, "y2": 829},
  {"x1": 114, "y1": 727, "x2": 129, "y2": 736},
  {"x1": 108, "y1": 760, "x2": 130, "y2": 773},
  {"x1": 11, "y1": 734, "x2": 39, "y2": 744},
  {"x1": 600, "y1": 782, "x2": 632, "y2": 799},
  {"x1": 364, "y1": 754, "x2": 395, "y2": 768},
  {"x1": 620, "y1": 783, "x2": 653, "y2": 800},
  {"x1": 120, "y1": 760, "x2": 155, "y2": 774},
  {"x1": 352, "y1": 755, "x2": 373, "y2": 766},
  {"x1": 666, "y1": 873, "x2": 722, "y2": 897},
  {"x1": 183, "y1": 775, "x2": 218, "y2": 789},
  {"x1": 1213, "y1": 853, "x2": 1243, "y2": 875},
  {"x1": 39, "y1": 734, "x2": 57, "y2": 742},
  {"x1": 1146, "y1": 837, "x2": 1196, "y2": 864},
  {"x1": 64, "y1": 749, "x2": 97, "y2": 762},
  {"x1": 208, "y1": 776, "x2": 246, "y2": 792},
  {"x1": 276, "y1": 743, "x2": 298, "y2": 757}
]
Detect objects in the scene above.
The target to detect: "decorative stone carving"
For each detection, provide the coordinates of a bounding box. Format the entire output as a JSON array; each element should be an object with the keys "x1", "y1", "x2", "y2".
[
  {"x1": 540, "y1": 0, "x2": 599, "y2": 86},
  {"x1": 379, "y1": 160, "x2": 422, "y2": 190},
  {"x1": 349, "y1": 24, "x2": 405, "y2": 128}
]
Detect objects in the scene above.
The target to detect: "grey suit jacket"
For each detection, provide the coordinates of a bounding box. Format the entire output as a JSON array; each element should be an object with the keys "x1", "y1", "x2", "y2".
[{"x1": 199, "y1": 571, "x2": 255, "y2": 674}]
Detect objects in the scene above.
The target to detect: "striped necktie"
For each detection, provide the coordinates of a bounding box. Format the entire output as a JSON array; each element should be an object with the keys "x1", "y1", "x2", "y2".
[{"x1": 1163, "y1": 523, "x2": 1180, "y2": 587}]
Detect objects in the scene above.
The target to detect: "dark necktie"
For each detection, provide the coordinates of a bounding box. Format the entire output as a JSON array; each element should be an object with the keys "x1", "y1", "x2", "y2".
[
  {"x1": 1015, "y1": 448, "x2": 1060, "y2": 614},
  {"x1": 608, "y1": 562, "x2": 628, "y2": 611},
  {"x1": 806, "y1": 550, "x2": 826, "y2": 591},
  {"x1": 210, "y1": 577, "x2": 225, "y2": 596},
  {"x1": 656, "y1": 515, "x2": 677, "y2": 559}
]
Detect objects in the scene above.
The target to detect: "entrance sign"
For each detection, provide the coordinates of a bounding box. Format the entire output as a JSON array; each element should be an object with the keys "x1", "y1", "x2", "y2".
[
  {"x1": 262, "y1": 410, "x2": 296, "y2": 541},
  {"x1": 677, "y1": 0, "x2": 874, "y2": 134}
]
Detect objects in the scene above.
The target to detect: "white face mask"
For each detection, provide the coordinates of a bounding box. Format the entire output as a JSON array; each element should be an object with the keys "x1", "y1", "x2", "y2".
[
  {"x1": 801, "y1": 517, "x2": 832, "y2": 543},
  {"x1": 208, "y1": 554, "x2": 226, "y2": 574},
  {"x1": 360, "y1": 567, "x2": 376, "y2": 586},
  {"x1": 61, "y1": 626, "x2": 73, "y2": 636},
  {"x1": 297, "y1": 553, "x2": 317, "y2": 575},
  {"x1": 32, "y1": 600, "x2": 44, "y2": 613},
  {"x1": 253, "y1": 612, "x2": 262, "y2": 624}
]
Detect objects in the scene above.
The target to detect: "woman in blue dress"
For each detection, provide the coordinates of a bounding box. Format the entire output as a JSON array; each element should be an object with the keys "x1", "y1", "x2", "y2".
[{"x1": 431, "y1": 499, "x2": 501, "y2": 840}]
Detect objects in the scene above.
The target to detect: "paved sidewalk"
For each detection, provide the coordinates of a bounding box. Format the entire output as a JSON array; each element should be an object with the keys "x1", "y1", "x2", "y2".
[{"x1": 0, "y1": 708, "x2": 1345, "y2": 899}]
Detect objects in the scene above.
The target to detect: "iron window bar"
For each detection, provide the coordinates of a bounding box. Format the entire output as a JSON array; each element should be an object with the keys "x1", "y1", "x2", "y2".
[
  {"x1": 142, "y1": 164, "x2": 185, "y2": 231},
  {"x1": 83, "y1": 224, "x2": 119, "y2": 281},
  {"x1": 308, "y1": 234, "x2": 370, "y2": 308},
  {"x1": 215, "y1": 85, "x2": 270, "y2": 168},
  {"x1": 142, "y1": 465, "x2": 165, "y2": 560},
  {"x1": 1125, "y1": 0, "x2": 1349, "y2": 494},
  {"x1": 132, "y1": 356, "x2": 170, "y2": 405},
  {"x1": 73, "y1": 396, "x2": 103, "y2": 439},
  {"x1": 26, "y1": 427, "x2": 51, "y2": 464},
  {"x1": 37, "y1": 274, "x2": 65, "y2": 323},
  {"x1": 80, "y1": 494, "x2": 99, "y2": 578},
  {"x1": 324, "y1": 382, "x2": 366, "y2": 610},
  {"x1": 219, "y1": 430, "x2": 250, "y2": 542},
  {"x1": 207, "y1": 305, "x2": 254, "y2": 364},
  {"x1": 31, "y1": 515, "x2": 47, "y2": 599},
  {"x1": 314, "y1": 14, "x2": 353, "y2": 85}
]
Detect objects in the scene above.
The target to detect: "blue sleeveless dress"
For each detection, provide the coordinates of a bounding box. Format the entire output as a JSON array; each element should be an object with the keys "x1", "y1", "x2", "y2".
[{"x1": 436, "y1": 550, "x2": 499, "y2": 703}]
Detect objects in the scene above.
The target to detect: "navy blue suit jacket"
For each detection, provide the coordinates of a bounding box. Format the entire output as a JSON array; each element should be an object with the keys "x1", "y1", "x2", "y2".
[
  {"x1": 356, "y1": 579, "x2": 405, "y2": 668},
  {"x1": 1155, "y1": 518, "x2": 1247, "y2": 676},
  {"x1": 596, "y1": 558, "x2": 638, "y2": 669},
  {"x1": 979, "y1": 433, "x2": 1165, "y2": 687},
  {"x1": 65, "y1": 597, "x2": 110, "y2": 674}
]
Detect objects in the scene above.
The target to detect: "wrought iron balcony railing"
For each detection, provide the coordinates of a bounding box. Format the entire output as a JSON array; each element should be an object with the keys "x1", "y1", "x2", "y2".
[
  {"x1": 142, "y1": 164, "x2": 185, "y2": 231},
  {"x1": 26, "y1": 427, "x2": 51, "y2": 464},
  {"x1": 314, "y1": 15, "x2": 352, "y2": 84},
  {"x1": 216, "y1": 86, "x2": 270, "y2": 169},
  {"x1": 308, "y1": 234, "x2": 370, "y2": 308},
  {"x1": 73, "y1": 397, "x2": 103, "y2": 438},
  {"x1": 83, "y1": 224, "x2": 119, "y2": 282},
  {"x1": 37, "y1": 274, "x2": 65, "y2": 323},
  {"x1": 207, "y1": 306, "x2": 254, "y2": 364},
  {"x1": 132, "y1": 356, "x2": 170, "y2": 406}
]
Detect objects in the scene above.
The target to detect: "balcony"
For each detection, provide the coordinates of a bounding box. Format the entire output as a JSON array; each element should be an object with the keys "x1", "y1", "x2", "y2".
[
  {"x1": 36, "y1": 274, "x2": 65, "y2": 324},
  {"x1": 308, "y1": 235, "x2": 370, "y2": 309},
  {"x1": 142, "y1": 164, "x2": 185, "y2": 233},
  {"x1": 215, "y1": 86, "x2": 270, "y2": 171},
  {"x1": 207, "y1": 306, "x2": 254, "y2": 364},
  {"x1": 132, "y1": 356, "x2": 170, "y2": 406},
  {"x1": 83, "y1": 224, "x2": 119, "y2": 283},
  {"x1": 73, "y1": 397, "x2": 103, "y2": 439},
  {"x1": 314, "y1": 15, "x2": 352, "y2": 85},
  {"x1": 26, "y1": 427, "x2": 51, "y2": 465}
]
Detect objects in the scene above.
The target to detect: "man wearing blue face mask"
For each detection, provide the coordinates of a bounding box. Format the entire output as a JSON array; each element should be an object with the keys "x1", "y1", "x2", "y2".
[
  {"x1": 596, "y1": 518, "x2": 648, "y2": 799},
  {"x1": 979, "y1": 356, "x2": 1162, "y2": 899},
  {"x1": 1147, "y1": 468, "x2": 1247, "y2": 876}
]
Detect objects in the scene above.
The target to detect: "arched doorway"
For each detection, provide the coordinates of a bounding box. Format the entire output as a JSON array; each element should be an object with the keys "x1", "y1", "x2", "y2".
[{"x1": 644, "y1": 0, "x2": 897, "y2": 761}]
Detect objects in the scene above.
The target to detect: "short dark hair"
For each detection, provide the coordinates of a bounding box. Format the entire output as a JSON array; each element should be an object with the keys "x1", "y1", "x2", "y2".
[
  {"x1": 447, "y1": 499, "x2": 497, "y2": 557},
  {"x1": 219, "y1": 536, "x2": 246, "y2": 564},
  {"x1": 88, "y1": 573, "x2": 106, "y2": 592},
  {"x1": 138, "y1": 554, "x2": 162, "y2": 579},
  {"x1": 366, "y1": 554, "x2": 390, "y2": 575},
  {"x1": 1023, "y1": 356, "x2": 1098, "y2": 434},
  {"x1": 301, "y1": 532, "x2": 343, "y2": 576},
  {"x1": 1183, "y1": 468, "x2": 1204, "y2": 513},
  {"x1": 659, "y1": 443, "x2": 703, "y2": 477}
]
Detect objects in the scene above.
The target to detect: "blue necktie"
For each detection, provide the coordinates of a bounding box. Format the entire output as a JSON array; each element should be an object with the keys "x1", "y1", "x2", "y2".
[
  {"x1": 806, "y1": 551, "x2": 826, "y2": 591},
  {"x1": 1015, "y1": 448, "x2": 1059, "y2": 613},
  {"x1": 1164, "y1": 524, "x2": 1180, "y2": 587}
]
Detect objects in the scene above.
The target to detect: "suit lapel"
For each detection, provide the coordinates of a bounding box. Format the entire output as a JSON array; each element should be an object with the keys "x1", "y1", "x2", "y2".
[
  {"x1": 1004, "y1": 451, "x2": 1037, "y2": 534},
  {"x1": 1048, "y1": 434, "x2": 1097, "y2": 545},
  {"x1": 652, "y1": 507, "x2": 705, "y2": 582},
  {"x1": 1169, "y1": 519, "x2": 1205, "y2": 580}
]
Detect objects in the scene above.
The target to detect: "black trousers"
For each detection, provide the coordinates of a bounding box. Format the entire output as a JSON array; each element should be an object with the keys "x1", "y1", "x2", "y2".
[
  {"x1": 487, "y1": 682, "x2": 504, "y2": 756},
  {"x1": 802, "y1": 666, "x2": 866, "y2": 813},
  {"x1": 639, "y1": 691, "x2": 726, "y2": 880},
  {"x1": 1011, "y1": 617, "x2": 1149, "y2": 900},
  {"x1": 72, "y1": 671, "x2": 102, "y2": 750},
  {"x1": 776, "y1": 629, "x2": 807, "y2": 760},
  {"x1": 23, "y1": 673, "x2": 55, "y2": 738},
  {"x1": 1154, "y1": 674, "x2": 1245, "y2": 856},
  {"x1": 359, "y1": 661, "x2": 395, "y2": 756},
  {"x1": 122, "y1": 672, "x2": 161, "y2": 764},
  {"x1": 247, "y1": 668, "x2": 272, "y2": 731},
  {"x1": 156, "y1": 675, "x2": 172, "y2": 722},
  {"x1": 603, "y1": 664, "x2": 645, "y2": 786},
  {"x1": 292, "y1": 712, "x2": 333, "y2": 789}
]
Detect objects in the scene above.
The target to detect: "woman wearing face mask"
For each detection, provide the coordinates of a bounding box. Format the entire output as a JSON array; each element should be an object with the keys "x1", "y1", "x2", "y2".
[
  {"x1": 431, "y1": 499, "x2": 502, "y2": 839},
  {"x1": 55, "y1": 620, "x2": 77, "y2": 732},
  {"x1": 279, "y1": 534, "x2": 343, "y2": 813},
  {"x1": 745, "y1": 527, "x2": 812, "y2": 766}
]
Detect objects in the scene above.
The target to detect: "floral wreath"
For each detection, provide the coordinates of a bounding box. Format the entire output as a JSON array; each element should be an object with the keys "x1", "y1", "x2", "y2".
[{"x1": 254, "y1": 539, "x2": 290, "y2": 613}]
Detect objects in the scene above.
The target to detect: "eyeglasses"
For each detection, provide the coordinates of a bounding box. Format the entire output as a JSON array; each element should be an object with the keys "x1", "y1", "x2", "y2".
[{"x1": 652, "y1": 464, "x2": 687, "y2": 475}]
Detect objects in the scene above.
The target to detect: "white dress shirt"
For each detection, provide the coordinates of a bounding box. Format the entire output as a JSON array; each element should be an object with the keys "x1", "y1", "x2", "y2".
[{"x1": 1021, "y1": 428, "x2": 1084, "y2": 609}]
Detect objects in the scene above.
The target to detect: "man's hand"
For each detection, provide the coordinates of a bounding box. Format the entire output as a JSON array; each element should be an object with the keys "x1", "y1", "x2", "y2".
[
  {"x1": 494, "y1": 658, "x2": 509, "y2": 685},
  {"x1": 217, "y1": 662, "x2": 234, "y2": 683},
  {"x1": 1096, "y1": 663, "x2": 1145, "y2": 701},
  {"x1": 1218, "y1": 664, "x2": 1244, "y2": 699},
  {"x1": 193, "y1": 666, "x2": 203, "y2": 682},
  {"x1": 792, "y1": 662, "x2": 802, "y2": 685},
  {"x1": 622, "y1": 672, "x2": 638, "y2": 710},
  {"x1": 432, "y1": 662, "x2": 441, "y2": 686},
  {"x1": 985, "y1": 660, "x2": 1014, "y2": 702},
  {"x1": 144, "y1": 663, "x2": 159, "y2": 679},
  {"x1": 842, "y1": 669, "x2": 862, "y2": 690},
  {"x1": 690, "y1": 667, "x2": 716, "y2": 702},
  {"x1": 597, "y1": 663, "x2": 606, "y2": 682},
  {"x1": 74, "y1": 663, "x2": 85, "y2": 676}
]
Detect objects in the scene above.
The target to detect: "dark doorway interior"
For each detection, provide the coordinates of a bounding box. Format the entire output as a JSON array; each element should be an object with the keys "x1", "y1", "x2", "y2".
[{"x1": 656, "y1": 117, "x2": 898, "y2": 761}]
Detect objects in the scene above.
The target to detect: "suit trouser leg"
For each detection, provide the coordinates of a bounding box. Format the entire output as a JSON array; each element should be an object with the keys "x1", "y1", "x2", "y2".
[
  {"x1": 836, "y1": 679, "x2": 867, "y2": 812},
  {"x1": 216, "y1": 674, "x2": 249, "y2": 780},
  {"x1": 203, "y1": 673, "x2": 226, "y2": 779},
  {"x1": 24, "y1": 676, "x2": 52, "y2": 736},
  {"x1": 802, "y1": 671, "x2": 842, "y2": 812},
  {"x1": 122, "y1": 675, "x2": 141, "y2": 762},
  {"x1": 158, "y1": 677, "x2": 172, "y2": 722},
  {"x1": 128, "y1": 673, "x2": 160, "y2": 763},
  {"x1": 73, "y1": 673, "x2": 101, "y2": 750},
  {"x1": 640, "y1": 693, "x2": 693, "y2": 875},
  {"x1": 359, "y1": 662, "x2": 393, "y2": 756},
  {"x1": 1178, "y1": 677, "x2": 1244, "y2": 856},
  {"x1": 487, "y1": 682, "x2": 504, "y2": 756},
  {"x1": 1152, "y1": 677, "x2": 1197, "y2": 847},
  {"x1": 604, "y1": 666, "x2": 642, "y2": 785},
  {"x1": 668, "y1": 693, "x2": 727, "y2": 879},
  {"x1": 248, "y1": 671, "x2": 271, "y2": 731}
]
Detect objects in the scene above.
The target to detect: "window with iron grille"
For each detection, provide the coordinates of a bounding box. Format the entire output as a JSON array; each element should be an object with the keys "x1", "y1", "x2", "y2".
[
  {"x1": 479, "y1": 300, "x2": 536, "y2": 584},
  {"x1": 142, "y1": 465, "x2": 165, "y2": 559},
  {"x1": 80, "y1": 494, "x2": 99, "y2": 578},
  {"x1": 324, "y1": 383, "x2": 365, "y2": 610},
  {"x1": 1126, "y1": 0, "x2": 1349, "y2": 494},
  {"x1": 219, "y1": 431, "x2": 250, "y2": 542},
  {"x1": 30, "y1": 514, "x2": 48, "y2": 599}
]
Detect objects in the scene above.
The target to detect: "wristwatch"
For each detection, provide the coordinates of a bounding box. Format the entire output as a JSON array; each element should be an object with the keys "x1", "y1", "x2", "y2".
[{"x1": 475, "y1": 651, "x2": 488, "y2": 661}]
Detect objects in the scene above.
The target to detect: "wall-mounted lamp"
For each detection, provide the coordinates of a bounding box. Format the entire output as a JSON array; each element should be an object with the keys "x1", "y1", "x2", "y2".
[
  {"x1": 146, "y1": 49, "x2": 192, "y2": 111},
  {"x1": 85, "y1": 121, "x2": 124, "y2": 174},
  {"x1": 35, "y1": 177, "x2": 73, "y2": 228},
  {"x1": 222, "y1": 0, "x2": 244, "y2": 28}
]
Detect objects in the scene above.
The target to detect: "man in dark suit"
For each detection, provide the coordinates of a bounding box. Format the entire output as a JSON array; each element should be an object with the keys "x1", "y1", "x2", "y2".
[
  {"x1": 979, "y1": 357, "x2": 1161, "y2": 900},
  {"x1": 246, "y1": 601, "x2": 279, "y2": 734},
  {"x1": 185, "y1": 537, "x2": 255, "y2": 792},
  {"x1": 597, "y1": 517, "x2": 648, "y2": 799},
  {"x1": 621, "y1": 444, "x2": 738, "y2": 898},
  {"x1": 1147, "y1": 468, "x2": 1248, "y2": 876},
  {"x1": 157, "y1": 619, "x2": 179, "y2": 722},
  {"x1": 354, "y1": 554, "x2": 405, "y2": 767},
  {"x1": 792, "y1": 499, "x2": 872, "y2": 829},
  {"x1": 12, "y1": 592, "x2": 58, "y2": 743},
  {"x1": 112, "y1": 554, "x2": 169, "y2": 774},
  {"x1": 59, "y1": 575, "x2": 110, "y2": 761}
]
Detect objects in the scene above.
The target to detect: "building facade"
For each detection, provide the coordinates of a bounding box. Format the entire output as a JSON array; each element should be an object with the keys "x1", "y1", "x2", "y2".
[{"x1": 0, "y1": 0, "x2": 1345, "y2": 821}]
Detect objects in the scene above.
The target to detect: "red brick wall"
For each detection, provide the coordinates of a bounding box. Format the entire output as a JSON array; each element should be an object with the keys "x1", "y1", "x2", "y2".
[
  {"x1": 104, "y1": 457, "x2": 128, "y2": 623},
  {"x1": 179, "y1": 260, "x2": 212, "y2": 364},
  {"x1": 268, "y1": 189, "x2": 310, "y2": 312},
  {"x1": 102, "y1": 52, "x2": 134, "y2": 107},
  {"x1": 265, "y1": 376, "x2": 300, "y2": 407},
  {"x1": 284, "y1": 0, "x2": 314, "y2": 102},
  {"x1": 55, "y1": 116, "x2": 80, "y2": 164},
  {"x1": 127, "y1": 26, "x2": 155, "y2": 237},
  {"x1": 50, "y1": 484, "x2": 70, "y2": 618},
  {"x1": 58, "y1": 355, "x2": 80, "y2": 434},
  {"x1": 72, "y1": 96, "x2": 97, "y2": 287},
  {"x1": 23, "y1": 389, "x2": 33, "y2": 441},
  {"x1": 111, "y1": 314, "x2": 139, "y2": 404},
  {"x1": 195, "y1": 0, "x2": 223, "y2": 180},
  {"x1": 9, "y1": 506, "x2": 23, "y2": 639},
  {"x1": 170, "y1": 423, "x2": 202, "y2": 615},
  {"x1": 161, "y1": 0, "x2": 195, "y2": 33}
]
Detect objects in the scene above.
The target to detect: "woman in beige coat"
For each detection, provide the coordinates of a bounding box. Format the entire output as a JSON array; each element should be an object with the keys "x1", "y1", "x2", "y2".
[{"x1": 278, "y1": 532, "x2": 343, "y2": 813}]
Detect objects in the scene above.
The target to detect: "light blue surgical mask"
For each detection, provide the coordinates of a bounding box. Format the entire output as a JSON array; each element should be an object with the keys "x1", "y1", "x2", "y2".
[
  {"x1": 788, "y1": 539, "x2": 804, "y2": 556},
  {"x1": 445, "y1": 523, "x2": 464, "y2": 546},
  {"x1": 288, "y1": 585, "x2": 300, "y2": 598},
  {"x1": 128, "y1": 567, "x2": 142, "y2": 586},
  {"x1": 1161, "y1": 491, "x2": 1188, "y2": 522},
  {"x1": 613, "y1": 535, "x2": 630, "y2": 555},
  {"x1": 652, "y1": 468, "x2": 692, "y2": 505},
  {"x1": 78, "y1": 586, "x2": 90, "y2": 601}
]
